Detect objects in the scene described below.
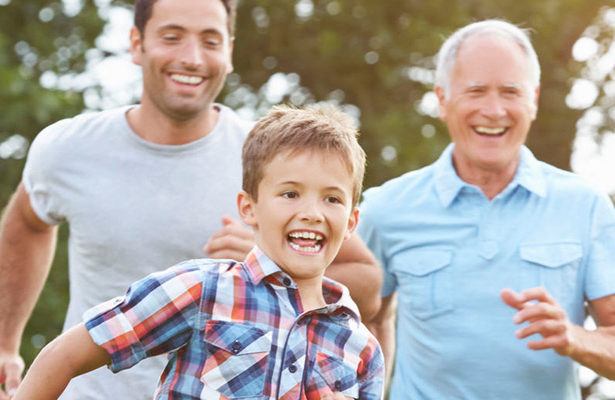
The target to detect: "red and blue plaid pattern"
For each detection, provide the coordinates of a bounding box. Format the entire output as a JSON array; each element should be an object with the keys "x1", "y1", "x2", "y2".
[{"x1": 84, "y1": 247, "x2": 384, "y2": 399}]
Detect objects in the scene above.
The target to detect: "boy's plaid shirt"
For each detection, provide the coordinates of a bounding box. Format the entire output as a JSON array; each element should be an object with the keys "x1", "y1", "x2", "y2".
[{"x1": 84, "y1": 246, "x2": 384, "y2": 399}]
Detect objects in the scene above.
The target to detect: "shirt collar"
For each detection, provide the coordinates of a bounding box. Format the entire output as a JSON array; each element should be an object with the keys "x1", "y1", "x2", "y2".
[
  {"x1": 243, "y1": 246, "x2": 361, "y2": 321},
  {"x1": 434, "y1": 144, "x2": 547, "y2": 208}
]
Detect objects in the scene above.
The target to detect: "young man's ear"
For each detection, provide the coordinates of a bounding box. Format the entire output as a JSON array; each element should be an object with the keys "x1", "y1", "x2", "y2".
[
  {"x1": 237, "y1": 191, "x2": 258, "y2": 228},
  {"x1": 344, "y1": 208, "x2": 360, "y2": 240},
  {"x1": 129, "y1": 26, "x2": 144, "y2": 66},
  {"x1": 225, "y1": 37, "x2": 234, "y2": 75}
]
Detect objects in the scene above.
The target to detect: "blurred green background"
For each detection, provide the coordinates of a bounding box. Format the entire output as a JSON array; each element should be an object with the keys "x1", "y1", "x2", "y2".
[{"x1": 2, "y1": 0, "x2": 615, "y2": 398}]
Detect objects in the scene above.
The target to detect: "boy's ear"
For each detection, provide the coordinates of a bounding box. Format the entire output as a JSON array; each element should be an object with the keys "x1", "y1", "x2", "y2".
[
  {"x1": 344, "y1": 207, "x2": 359, "y2": 240},
  {"x1": 237, "y1": 191, "x2": 258, "y2": 228}
]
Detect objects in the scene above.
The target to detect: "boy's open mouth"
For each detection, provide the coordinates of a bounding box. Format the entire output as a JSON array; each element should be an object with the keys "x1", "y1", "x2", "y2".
[{"x1": 287, "y1": 231, "x2": 324, "y2": 253}]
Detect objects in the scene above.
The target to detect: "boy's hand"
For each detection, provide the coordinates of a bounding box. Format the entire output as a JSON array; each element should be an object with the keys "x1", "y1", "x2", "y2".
[
  {"x1": 202, "y1": 215, "x2": 254, "y2": 261},
  {"x1": 0, "y1": 352, "x2": 24, "y2": 400}
]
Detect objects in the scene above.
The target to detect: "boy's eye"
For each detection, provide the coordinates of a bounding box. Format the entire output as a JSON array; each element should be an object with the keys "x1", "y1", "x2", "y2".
[
  {"x1": 325, "y1": 195, "x2": 342, "y2": 204},
  {"x1": 282, "y1": 191, "x2": 298, "y2": 199}
]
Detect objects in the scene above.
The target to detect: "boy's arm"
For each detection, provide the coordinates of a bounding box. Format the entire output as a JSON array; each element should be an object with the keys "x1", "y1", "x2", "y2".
[{"x1": 12, "y1": 323, "x2": 110, "y2": 400}]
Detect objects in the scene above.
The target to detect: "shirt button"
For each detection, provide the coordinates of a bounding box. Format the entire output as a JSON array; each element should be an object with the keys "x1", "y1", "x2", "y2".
[
  {"x1": 335, "y1": 380, "x2": 343, "y2": 390},
  {"x1": 282, "y1": 277, "x2": 292, "y2": 287},
  {"x1": 288, "y1": 364, "x2": 297, "y2": 373},
  {"x1": 231, "y1": 340, "x2": 241, "y2": 354}
]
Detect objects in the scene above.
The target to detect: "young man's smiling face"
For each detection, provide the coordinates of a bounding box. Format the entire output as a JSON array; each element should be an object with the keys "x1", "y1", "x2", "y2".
[
  {"x1": 238, "y1": 149, "x2": 358, "y2": 289},
  {"x1": 130, "y1": 0, "x2": 233, "y2": 121}
]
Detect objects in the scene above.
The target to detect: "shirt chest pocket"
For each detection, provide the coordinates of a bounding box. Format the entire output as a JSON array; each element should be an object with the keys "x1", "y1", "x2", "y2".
[
  {"x1": 307, "y1": 351, "x2": 360, "y2": 399},
  {"x1": 201, "y1": 320, "x2": 272, "y2": 399},
  {"x1": 392, "y1": 249, "x2": 454, "y2": 320},
  {"x1": 519, "y1": 242, "x2": 583, "y2": 302}
]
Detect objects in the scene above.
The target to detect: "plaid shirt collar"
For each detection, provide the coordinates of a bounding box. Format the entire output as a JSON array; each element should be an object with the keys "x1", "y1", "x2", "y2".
[{"x1": 243, "y1": 245, "x2": 361, "y2": 321}]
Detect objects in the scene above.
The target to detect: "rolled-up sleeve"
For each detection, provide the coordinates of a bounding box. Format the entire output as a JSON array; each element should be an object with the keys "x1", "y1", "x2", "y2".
[{"x1": 84, "y1": 262, "x2": 204, "y2": 372}]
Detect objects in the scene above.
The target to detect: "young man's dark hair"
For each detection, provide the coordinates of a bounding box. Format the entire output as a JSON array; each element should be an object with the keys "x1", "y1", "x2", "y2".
[{"x1": 134, "y1": 0, "x2": 236, "y2": 37}]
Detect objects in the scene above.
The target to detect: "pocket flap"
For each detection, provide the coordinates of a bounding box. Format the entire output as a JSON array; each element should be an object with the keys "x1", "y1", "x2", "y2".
[
  {"x1": 204, "y1": 320, "x2": 271, "y2": 355},
  {"x1": 315, "y1": 352, "x2": 359, "y2": 397},
  {"x1": 402, "y1": 249, "x2": 453, "y2": 276},
  {"x1": 520, "y1": 242, "x2": 582, "y2": 268}
]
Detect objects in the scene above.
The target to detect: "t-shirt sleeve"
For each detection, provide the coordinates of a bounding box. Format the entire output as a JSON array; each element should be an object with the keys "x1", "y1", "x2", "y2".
[
  {"x1": 357, "y1": 190, "x2": 397, "y2": 298},
  {"x1": 83, "y1": 261, "x2": 205, "y2": 372},
  {"x1": 584, "y1": 192, "x2": 615, "y2": 301},
  {"x1": 21, "y1": 120, "x2": 72, "y2": 225}
]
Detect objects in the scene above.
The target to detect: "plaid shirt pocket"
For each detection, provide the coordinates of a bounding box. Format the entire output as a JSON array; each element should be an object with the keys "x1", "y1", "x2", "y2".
[
  {"x1": 201, "y1": 320, "x2": 272, "y2": 399},
  {"x1": 306, "y1": 351, "x2": 360, "y2": 399}
]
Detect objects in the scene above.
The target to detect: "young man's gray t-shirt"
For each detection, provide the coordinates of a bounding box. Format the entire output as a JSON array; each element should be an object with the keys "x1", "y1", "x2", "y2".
[{"x1": 22, "y1": 104, "x2": 252, "y2": 400}]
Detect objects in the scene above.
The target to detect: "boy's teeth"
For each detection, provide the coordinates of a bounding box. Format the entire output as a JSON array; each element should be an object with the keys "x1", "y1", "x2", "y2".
[
  {"x1": 170, "y1": 74, "x2": 203, "y2": 85},
  {"x1": 475, "y1": 126, "x2": 506, "y2": 135},
  {"x1": 289, "y1": 242, "x2": 322, "y2": 253},
  {"x1": 289, "y1": 232, "x2": 323, "y2": 240}
]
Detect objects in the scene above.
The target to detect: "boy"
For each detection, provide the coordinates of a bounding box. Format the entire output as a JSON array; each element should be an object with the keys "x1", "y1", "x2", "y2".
[{"x1": 13, "y1": 104, "x2": 384, "y2": 400}]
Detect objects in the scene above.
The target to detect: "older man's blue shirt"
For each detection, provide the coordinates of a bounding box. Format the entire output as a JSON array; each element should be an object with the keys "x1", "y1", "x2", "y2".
[{"x1": 358, "y1": 144, "x2": 615, "y2": 400}]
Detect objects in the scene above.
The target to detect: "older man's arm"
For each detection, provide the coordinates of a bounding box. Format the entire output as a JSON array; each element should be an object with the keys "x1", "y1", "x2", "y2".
[
  {"x1": 502, "y1": 287, "x2": 615, "y2": 379},
  {"x1": 326, "y1": 232, "x2": 382, "y2": 322}
]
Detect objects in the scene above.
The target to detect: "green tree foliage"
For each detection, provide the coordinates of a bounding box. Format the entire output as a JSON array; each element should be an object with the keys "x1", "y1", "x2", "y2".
[
  {"x1": 231, "y1": 0, "x2": 613, "y2": 188},
  {"x1": 0, "y1": 1, "x2": 612, "y2": 397},
  {"x1": 0, "y1": 0, "x2": 105, "y2": 364}
]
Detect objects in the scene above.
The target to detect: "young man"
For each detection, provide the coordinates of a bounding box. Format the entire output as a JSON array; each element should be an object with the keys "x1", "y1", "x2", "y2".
[
  {"x1": 12, "y1": 104, "x2": 384, "y2": 400},
  {"x1": 360, "y1": 20, "x2": 615, "y2": 399},
  {"x1": 0, "y1": 0, "x2": 381, "y2": 398}
]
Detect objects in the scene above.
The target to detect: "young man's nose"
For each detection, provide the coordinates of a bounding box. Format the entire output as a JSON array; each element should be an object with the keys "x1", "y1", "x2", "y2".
[{"x1": 179, "y1": 37, "x2": 204, "y2": 69}]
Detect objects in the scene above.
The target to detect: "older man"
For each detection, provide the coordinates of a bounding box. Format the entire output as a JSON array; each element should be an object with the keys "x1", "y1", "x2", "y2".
[{"x1": 360, "y1": 20, "x2": 615, "y2": 399}]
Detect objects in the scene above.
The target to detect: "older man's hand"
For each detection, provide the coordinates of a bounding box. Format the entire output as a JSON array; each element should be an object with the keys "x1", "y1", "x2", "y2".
[{"x1": 500, "y1": 287, "x2": 580, "y2": 357}]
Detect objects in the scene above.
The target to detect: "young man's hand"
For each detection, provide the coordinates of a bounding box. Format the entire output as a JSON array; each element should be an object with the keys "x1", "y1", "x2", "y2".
[
  {"x1": 202, "y1": 215, "x2": 254, "y2": 261},
  {"x1": 0, "y1": 352, "x2": 24, "y2": 400}
]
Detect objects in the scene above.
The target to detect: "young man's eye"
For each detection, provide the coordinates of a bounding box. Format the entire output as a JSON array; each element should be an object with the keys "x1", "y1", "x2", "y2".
[
  {"x1": 162, "y1": 35, "x2": 180, "y2": 42},
  {"x1": 204, "y1": 39, "x2": 221, "y2": 47}
]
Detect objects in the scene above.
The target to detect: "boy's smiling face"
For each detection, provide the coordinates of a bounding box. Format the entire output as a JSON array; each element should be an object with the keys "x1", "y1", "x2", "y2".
[{"x1": 238, "y1": 149, "x2": 358, "y2": 289}]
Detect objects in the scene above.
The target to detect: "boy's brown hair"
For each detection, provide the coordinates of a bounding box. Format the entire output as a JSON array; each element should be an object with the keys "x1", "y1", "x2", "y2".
[{"x1": 242, "y1": 104, "x2": 366, "y2": 206}]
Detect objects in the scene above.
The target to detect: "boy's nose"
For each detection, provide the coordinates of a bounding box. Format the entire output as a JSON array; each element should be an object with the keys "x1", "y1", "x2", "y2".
[{"x1": 298, "y1": 201, "x2": 324, "y2": 224}]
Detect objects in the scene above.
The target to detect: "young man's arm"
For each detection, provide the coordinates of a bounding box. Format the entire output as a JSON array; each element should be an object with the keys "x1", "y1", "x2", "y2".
[
  {"x1": 12, "y1": 323, "x2": 110, "y2": 400},
  {"x1": 0, "y1": 183, "x2": 57, "y2": 398},
  {"x1": 203, "y1": 218, "x2": 382, "y2": 321},
  {"x1": 364, "y1": 294, "x2": 396, "y2": 384},
  {"x1": 502, "y1": 288, "x2": 615, "y2": 379},
  {"x1": 326, "y1": 233, "x2": 382, "y2": 321}
]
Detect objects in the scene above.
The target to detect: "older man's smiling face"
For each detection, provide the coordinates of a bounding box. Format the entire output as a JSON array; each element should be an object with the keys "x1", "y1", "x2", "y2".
[{"x1": 436, "y1": 33, "x2": 539, "y2": 176}]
